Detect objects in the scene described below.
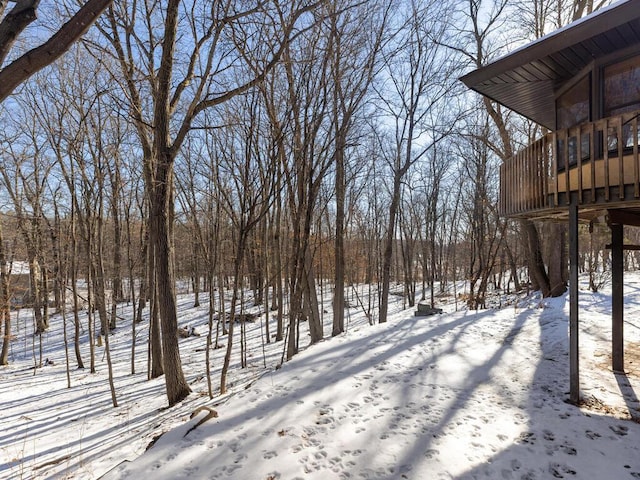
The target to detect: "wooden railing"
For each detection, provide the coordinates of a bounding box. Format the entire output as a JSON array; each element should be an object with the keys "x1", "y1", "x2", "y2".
[{"x1": 500, "y1": 111, "x2": 640, "y2": 217}]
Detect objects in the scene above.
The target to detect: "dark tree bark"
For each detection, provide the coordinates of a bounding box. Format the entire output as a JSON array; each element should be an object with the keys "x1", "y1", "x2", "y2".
[
  {"x1": 545, "y1": 223, "x2": 568, "y2": 297},
  {"x1": 70, "y1": 206, "x2": 84, "y2": 369},
  {"x1": 149, "y1": 165, "x2": 190, "y2": 405},
  {"x1": 0, "y1": 222, "x2": 10, "y2": 365},
  {"x1": 333, "y1": 138, "x2": 346, "y2": 335},
  {"x1": 108, "y1": 161, "x2": 124, "y2": 306},
  {"x1": 148, "y1": 1, "x2": 190, "y2": 405},
  {"x1": 379, "y1": 169, "x2": 404, "y2": 323},
  {"x1": 523, "y1": 219, "x2": 551, "y2": 297},
  {"x1": 0, "y1": 0, "x2": 113, "y2": 102}
]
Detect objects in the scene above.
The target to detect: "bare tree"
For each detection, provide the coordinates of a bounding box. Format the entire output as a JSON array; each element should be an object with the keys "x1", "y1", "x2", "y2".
[
  {"x1": 211, "y1": 95, "x2": 278, "y2": 393},
  {"x1": 458, "y1": 115, "x2": 507, "y2": 308},
  {"x1": 0, "y1": 117, "x2": 52, "y2": 337},
  {"x1": 413, "y1": 138, "x2": 455, "y2": 308},
  {"x1": 31, "y1": 51, "x2": 110, "y2": 369},
  {"x1": 446, "y1": 0, "x2": 556, "y2": 296},
  {"x1": 98, "y1": 0, "x2": 322, "y2": 406},
  {"x1": 376, "y1": 0, "x2": 460, "y2": 323},
  {"x1": 268, "y1": 18, "x2": 335, "y2": 359},
  {"x1": 328, "y1": 0, "x2": 390, "y2": 336},
  {"x1": 174, "y1": 130, "x2": 228, "y2": 397}
]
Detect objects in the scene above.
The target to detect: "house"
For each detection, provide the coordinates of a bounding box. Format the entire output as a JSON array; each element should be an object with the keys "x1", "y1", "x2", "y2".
[
  {"x1": 461, "y1": 0, "x2": 640, "y2": 403},
  {"x1": 5, "y1": 261, "x2": 32, "y2": 308}
]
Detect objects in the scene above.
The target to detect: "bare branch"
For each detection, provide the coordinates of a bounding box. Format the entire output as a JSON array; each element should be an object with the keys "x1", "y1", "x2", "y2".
[
  {"x1": 0, "y1": 0, "x2": 113, "y2": 102},
  {"x1": 0, "y1": 0, "x2": 40, "y2": 66}
]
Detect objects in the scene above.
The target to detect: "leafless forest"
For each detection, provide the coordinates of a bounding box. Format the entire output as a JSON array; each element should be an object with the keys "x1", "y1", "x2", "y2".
[{"x1": 1, "y1": 0, "x2": 633, "y2": 406}]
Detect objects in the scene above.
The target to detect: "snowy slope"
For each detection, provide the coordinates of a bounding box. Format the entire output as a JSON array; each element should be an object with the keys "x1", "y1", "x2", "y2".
[{"x1": 1, "y1": 277, "x2": 639, "y2": 480}]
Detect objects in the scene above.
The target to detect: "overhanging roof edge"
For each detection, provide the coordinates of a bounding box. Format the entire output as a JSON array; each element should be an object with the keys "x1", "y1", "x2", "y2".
[{"x1": 460, "y1": 0, "x2": 640, "y2": 126}]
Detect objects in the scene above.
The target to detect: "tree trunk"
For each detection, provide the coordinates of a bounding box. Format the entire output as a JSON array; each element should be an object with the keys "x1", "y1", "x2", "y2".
[
  {"x1": 86, "y1": 239, "x2": 96, "y2": 374},
  {"x1": 380, "y1": 172, "x2": 402, "y2": 323},
  {"x1": 29, "y1": 254, "x2": 46, "y2": 334},
  {"x1": 220, "y1": 230, "x2": 249, "y2": 394},
  {"x1": 272, "y1": 199, "x2": 284, "y2": 342},
  {"x1": 148, "y1": 235, "x2": 164, "y2": 379},
  {"x1": 262, "y1": 217, "x2": 271, "y2": 345},
  {"x1": 136, "y1": 221, "x2": 148, "y2": 324},
  {"x1": 0, "y1": 222, "x2": 11, "y2": 365},
  {"x1": 90, "y1": 240, "x2": 118, "y2": 407},
  {"x1": 522, "y1": 219, "x2": 551, "y2": 297},
  {"x1": 546, "y1": 223, "x2": 568, "y2": 297},
  {"x1": 150, "y1": 156, "x2": 190, "y2": 406},
  {"x1": 304, "y1": 248, "x2": 322, "y2": 343},
  {"x1": 286, "y1": 253, "x2": 303, "y2": 360},
  {"x1": 111, "y1": 198, "x2": 123, "y2": 306},
  {"x1": 333, "y1": 135, "x2": 346, "y2": 336},
  {"x1": 206, "y1": 269, "x2": 215, "y2": 398},
  {"x1": 504, "y1": 239, "x2": 522, "y2": 293},
  {"x1": 192, "y1": 241, "x2": 200, "y2": 308},
  {"x1": 70, "y1": 206, "x2": 84, "y2": 369}
]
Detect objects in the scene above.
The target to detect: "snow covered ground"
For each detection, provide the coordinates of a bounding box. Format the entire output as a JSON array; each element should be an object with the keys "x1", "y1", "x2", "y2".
[{"x1": 1, "y1": 276, "x2": 639, "y2": 480}]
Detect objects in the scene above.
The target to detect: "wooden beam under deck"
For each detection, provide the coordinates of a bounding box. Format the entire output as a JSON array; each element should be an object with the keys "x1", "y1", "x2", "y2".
[
  {"x1": 610, "y1": 223, "x2": 625, "y2": 374},
  {"x1": 607, "y1": 209, "x2": 640, "y2": 228},
  {"x1": 569, "y1": 200, "x2": 580, "y2": 404}
]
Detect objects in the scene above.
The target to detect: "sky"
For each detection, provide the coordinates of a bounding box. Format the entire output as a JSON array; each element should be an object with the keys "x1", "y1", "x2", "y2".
[{"x1": 1, "y1": 274, "x2": 639, "y2": 480}]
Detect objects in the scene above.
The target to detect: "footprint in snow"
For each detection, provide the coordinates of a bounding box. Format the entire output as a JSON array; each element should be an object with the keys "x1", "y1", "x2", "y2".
[
  {"x1": 585, "y1": 430, "x2": 601, "y2": 440},
  {"x1": 233, "y1": 453, "x2": 247, "y2": 464},
  {"x1": 182, "y1": 466, "x2": 199, "y2": 476},
  {"x1": 609, "y1": 425, "x2": 629, "y2": 436},
  {"x1": 166, "y1": 450, "x2": 179, "y2": 461},
  {"x1": 548, "y1": 462, "x2": 576, "y2": 478},
  {"x1": 315, "y1": 415, "x2": 333, "y2": 426},
  {"x1": 222, "y1": 463, "x2": 242, "y2": 474},
  {"x1": 516, "y1": 432, "x2": 536, "y2": 445},
  {"x1": 424, "y1": 448, "x2": 439, "y2": 459}
]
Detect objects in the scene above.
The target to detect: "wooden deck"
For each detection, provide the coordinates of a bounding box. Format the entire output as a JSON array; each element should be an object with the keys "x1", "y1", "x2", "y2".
[{"x1": 500, "y1": 111, "x2": 640, "y2": 219}]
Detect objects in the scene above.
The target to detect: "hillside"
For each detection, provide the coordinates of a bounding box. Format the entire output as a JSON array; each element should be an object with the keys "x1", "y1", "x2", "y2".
[{"x1": 1, "y1": 277, "x2": 639, "y2": 480}]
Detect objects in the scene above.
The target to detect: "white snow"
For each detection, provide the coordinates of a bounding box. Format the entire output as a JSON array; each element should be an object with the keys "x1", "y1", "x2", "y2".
[{"x1": 1, "y1": 275, "x2": 639, "y2": 480}]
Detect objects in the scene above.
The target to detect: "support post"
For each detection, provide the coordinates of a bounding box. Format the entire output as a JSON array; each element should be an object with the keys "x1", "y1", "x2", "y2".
[
  {"x1": 611, "y1": 222, "x2": 624, "y2": 373},
  {"x1": 569, "y1": 200, "x2": 579, "y2": 404}
]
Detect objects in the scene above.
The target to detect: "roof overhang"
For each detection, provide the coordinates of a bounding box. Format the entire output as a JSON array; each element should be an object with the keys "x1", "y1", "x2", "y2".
[{"x1": 460, "y1": 0, "x2": 640, "y2": 130}]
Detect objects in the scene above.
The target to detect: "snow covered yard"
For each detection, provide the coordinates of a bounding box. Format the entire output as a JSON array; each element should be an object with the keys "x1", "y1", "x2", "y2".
[{"x1": 1, "y1": 277, "x2": 640, "y2": 480}]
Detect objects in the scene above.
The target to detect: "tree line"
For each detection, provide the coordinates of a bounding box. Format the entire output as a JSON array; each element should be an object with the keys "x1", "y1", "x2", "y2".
[{"x1": 0, "y1": 0, "x2": 616, "y2": 406}]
